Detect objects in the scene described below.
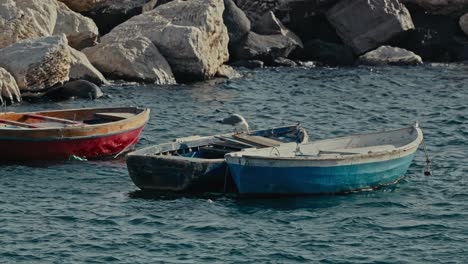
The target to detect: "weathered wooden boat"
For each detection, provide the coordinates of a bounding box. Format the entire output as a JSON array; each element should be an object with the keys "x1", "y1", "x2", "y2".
[
  {"x1": 0, "y1": 107, "x2": 150, "y2": 161},
  {"x1": 126, "y1": 125, "x2": 308, "y2": 192},
  {"x1": 225, "y1": 124, "x2": 423, "y2": 197}
]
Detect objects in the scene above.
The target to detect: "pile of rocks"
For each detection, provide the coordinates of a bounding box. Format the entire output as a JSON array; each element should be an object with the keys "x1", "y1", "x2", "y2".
[{"x1": 0, "y1": 0, "x2": 467, "y2": 103}]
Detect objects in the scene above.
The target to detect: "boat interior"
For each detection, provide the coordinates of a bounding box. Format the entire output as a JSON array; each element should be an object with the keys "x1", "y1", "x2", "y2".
[
  {"x1": 141, "y1": 126, "x2": 307, "y2": 160},
  {"x1": 0, "y1": 107, "x2": 143, "y2": 129},
  {"x1": 231, "y1": 126, "x2": 421, "y2": 158}
]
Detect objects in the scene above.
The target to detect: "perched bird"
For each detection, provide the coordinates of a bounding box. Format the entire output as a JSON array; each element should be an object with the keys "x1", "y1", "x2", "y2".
[{"x1": 217, "y1": 114, "x2": 249, "y2": 132}]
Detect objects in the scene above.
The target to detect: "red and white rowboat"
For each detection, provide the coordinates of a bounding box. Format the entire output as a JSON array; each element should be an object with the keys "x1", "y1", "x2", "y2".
[{"x1": 0, "y1": 107, "x2": 150, "y2": 161}]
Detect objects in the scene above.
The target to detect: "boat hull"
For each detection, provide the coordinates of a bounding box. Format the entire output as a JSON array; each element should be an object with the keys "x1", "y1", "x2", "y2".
[
  {"x1": 227, "y1": 151, "x2": 417, "y2": 196},
  {"x1": 127, "y1": 125, "x2": 308, "y2": 193},
  {"x1": 0, "y1": 107, "x2": 150, "y2": 161},
  {"x1": 0, "y1": 126, "x2": 145, "y2": 161},
  {"x1": 127, "y1": 156, "x2": 231, "y2": 192}
]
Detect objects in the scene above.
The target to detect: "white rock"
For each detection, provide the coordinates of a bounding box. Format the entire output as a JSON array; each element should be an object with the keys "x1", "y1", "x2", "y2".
[
  {"x1": 53, "y1": 2, "x2": 99, "y2": 50},
  {"x1": 0, "y1": 0, "x2": 58, "y2": 49},
  {"x1": 83, "y1": 37, "x2": 176, "y2": 84},
  {"x1": 0, "y1": 67, "x2": 21, "y2": 104},
  {"x1": 69, "y1": 47, "x2": 108, "y2": 85},
  {"x1": 97, "y1": 0, "x2": 229, "y2": 81},
  {"x1": 0, "y1": 35, "x2": 71, "y2": 91},
  {"x1": 216, "y1": 65, "x2": 242, "y2": 79},
  {"x1": 358, "y1": 46, "x2": 423, "y2": 66}
]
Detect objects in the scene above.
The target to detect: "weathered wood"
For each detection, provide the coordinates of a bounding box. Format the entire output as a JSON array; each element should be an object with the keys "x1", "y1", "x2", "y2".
[
  {"x1": 0, "y1": 119, "x2": 39, "y2": 128},
  {"x1": 233, "y1": 134, "x2": 282, "y2": 147},
  {"x1": 94, "y1": 112, "x2": 136, "y2": 121},
  {"x1": 23, "y1": 113, "x2": 83, "y2": 125}
]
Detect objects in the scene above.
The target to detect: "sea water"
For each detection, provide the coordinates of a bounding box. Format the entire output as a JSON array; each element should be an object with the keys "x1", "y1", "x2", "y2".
[{"x1": 1, "y1": 64, "x2": 467, "y2": 263}]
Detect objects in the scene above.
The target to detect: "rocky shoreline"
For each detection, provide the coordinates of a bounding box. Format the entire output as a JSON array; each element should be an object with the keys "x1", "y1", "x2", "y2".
[{"x1": 1, "y1": 0, "x2": 467, "y2": 104}]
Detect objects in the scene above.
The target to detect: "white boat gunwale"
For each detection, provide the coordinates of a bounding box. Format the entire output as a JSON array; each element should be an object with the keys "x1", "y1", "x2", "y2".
[{"x1": 228, "y1": 125, "x2": 423, "y2": 162}]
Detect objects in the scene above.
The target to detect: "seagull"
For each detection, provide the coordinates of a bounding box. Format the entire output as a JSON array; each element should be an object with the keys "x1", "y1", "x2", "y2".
[{"x1": 217, "y1": 114, "x2": 250, "y2": 132}]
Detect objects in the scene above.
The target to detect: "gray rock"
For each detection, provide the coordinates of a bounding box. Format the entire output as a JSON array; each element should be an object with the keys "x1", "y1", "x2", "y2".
[
  {"x1": 53, "y1": 2, "x2": 99, "y2": 50},
  {"x1": 0, "y1": 0, "x2": 58, "y2": 49},
  {"x1": 271, "y1": 57, "x2": 298, "y2": 67},
  {"x1": 45, "y1": 80, "x2": 103, "y2": 101},
  {"x1": 327, "y1": 0, "x2": 414, "y2": 54},
  {"x1": 253, "y1": 11, "x2": 303, "y2": 48},
  {"x1": 401, "y1": 0, "x2": 468, "y2": 15},
  {"x1": 254, "y1": 11, "x2": 283, "y2": 35},
  {"x1": 390, "y1": 5, "x2": 468, "y2": 62},
  {"x1": 0, "y1": 35, "x2": 71, "y2": 91},
  {"x1": 292, "y1": 39, "x2": 355, "y2": 66},
  {"x1": 223, "y1": 0, "x2": 251, "y2": 46},
  {"x1": 460, "y1": 13, "x2": 468, "y2": 37},
  {"x1": 96, "y1": 0, "x2": 229, "y2": 82},
  {"x1": 232, "y1": 32, "x2": 301, "y2": 62},
  {"x1": 0, "y1": 67, "x2": 21, "y2": 104},
  {"x1": 81, "y1": 0, "x2": 159, "y2": 35},
  {"x1": 216, "y1": 65, "x2": 242, "y2": 79},
  {"x1": 230, "y1": 60, "x2": 264, "y2": 68},
  {"x1": 69, "y1": 47, "x2": 108, "y2": 85},
  {"x1": 233, "y1": 0, "x2": 281, "y2": 23},
  {"x1": 83, "y1": 37, "x2": 175, "y2": 84},
  {"x1": 357, "y1": 46, "x2": 423, "y2": 66}
]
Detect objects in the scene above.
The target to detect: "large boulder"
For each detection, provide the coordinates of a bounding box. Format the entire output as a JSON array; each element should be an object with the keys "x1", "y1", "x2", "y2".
[
  {"x1": 391, "y1": 4, "x2": 468, "y2": 61},
  {"x1": 232, "y1": 32, "x2": 301, "y2": 63},
  {"x1": 327, "y1": 0, "x2": 414, "y2": 54},
  {"x1": 233, "y1": 0, "x2": 281, "y2": 23},
  {"x1": 0, "y1": 0, "x2": 58, "y2": 49},
  {"x1": 291, "y1": 39, "x2": 355, "y2": 66},
  {"x1": 83, "y1": 37, "x2": 175, "y2": 84},
  {"x1": 81, "y1": 0, "x2": 159, "y2": 35},
  {"x1": 0, "y1": 35, "x2": 71, "y2": 91},
  {"x1": 401, "y1": 0, "x2": 468, "y2": 15},
  {"x1": 461, "y1": 13, "x2": 468, "y2": 36},
  {"x1": 69, "y1": 47, "x2": 108, "y2": 85},
  {"x1": 357, "y1": 46, "x2": 423, "y2": 65},
  {"x1": 223, "y1": 0, "x2": 250, "y2": 47},
  {"x1": 253, "y1": 11, "x2": 303, "y2": 47},
  {"x1": 94, "y1": 0, "x2": 229, "y2": 82},
  {"x1": 57, "y1": 0, "x2": 103, "y2": 12},
  {"x1": 0, "y1": 67, "x2": 21, "y2": 104},
  {"x1": 53, "y1": 2, "x2": 99, "y2": 50}
]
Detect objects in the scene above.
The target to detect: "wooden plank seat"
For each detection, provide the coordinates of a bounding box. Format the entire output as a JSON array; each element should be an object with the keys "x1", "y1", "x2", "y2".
[
  {"x1": 24, "y1": 113, "x2": 83, "y2": 125},
  {"x1": 94, "y1": 112, "x2": 136, "y2": 121},
  {"x1": 0, "y1": 118, "x2": 39, "y2": 128},
  {"x1": 233, "y1": 134, "x2": 283, "y2": 148}
]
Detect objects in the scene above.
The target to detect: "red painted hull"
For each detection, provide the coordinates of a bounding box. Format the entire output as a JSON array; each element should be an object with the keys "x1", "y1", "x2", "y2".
[{"x1": 0, "y1": 126, "x2": 145, "y2": 161}]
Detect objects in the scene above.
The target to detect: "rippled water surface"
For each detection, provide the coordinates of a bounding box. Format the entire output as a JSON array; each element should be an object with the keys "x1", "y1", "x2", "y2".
[{"x1": 1, "y1": 64, "x2": 467, "y2": 263}]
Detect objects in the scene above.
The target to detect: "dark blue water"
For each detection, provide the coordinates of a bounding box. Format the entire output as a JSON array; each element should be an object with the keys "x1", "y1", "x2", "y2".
[{"x1": 1, "y1": 64, "x2": 467, "y2": 263}]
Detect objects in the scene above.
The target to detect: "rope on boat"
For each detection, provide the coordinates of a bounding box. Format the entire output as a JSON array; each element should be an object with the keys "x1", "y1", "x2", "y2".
[{"x1": 422, "y1": 139, "x2": 432, "y2": 176}]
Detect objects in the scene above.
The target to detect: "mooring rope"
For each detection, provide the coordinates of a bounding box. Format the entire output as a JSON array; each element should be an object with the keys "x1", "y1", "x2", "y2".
[{"x1": 422, "y1": 139, "x2": 432, "y2": 176}]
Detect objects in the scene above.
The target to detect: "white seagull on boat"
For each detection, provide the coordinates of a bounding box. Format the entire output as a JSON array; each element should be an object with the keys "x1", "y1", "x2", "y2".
[{"x1": 217, "y1": 114, "x2": 249, "y2": 132}]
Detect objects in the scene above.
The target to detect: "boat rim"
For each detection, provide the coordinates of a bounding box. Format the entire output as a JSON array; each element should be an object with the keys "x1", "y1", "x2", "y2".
[
  {"x1": 127, "y1": 124, "x2": 308, "y2": 157},
  {"x1": 226, "y1": 125, "x2": 423, "y2": 162},
  {"x1": 0, "y1": 106, "x2": 150, "y2": 132}
]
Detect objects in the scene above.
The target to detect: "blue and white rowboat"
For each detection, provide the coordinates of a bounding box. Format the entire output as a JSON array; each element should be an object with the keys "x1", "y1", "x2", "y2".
[{"x1": 225, "y1": 124, "x2": 423, "y2": 196}]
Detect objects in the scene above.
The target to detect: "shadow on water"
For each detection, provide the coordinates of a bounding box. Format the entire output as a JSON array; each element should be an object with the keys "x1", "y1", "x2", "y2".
[{"x1": 127, "y1": 189, "x2": 237, "y2": 201}]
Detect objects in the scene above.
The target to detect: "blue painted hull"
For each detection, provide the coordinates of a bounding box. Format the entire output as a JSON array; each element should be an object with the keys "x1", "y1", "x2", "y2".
[{"x1": 228, "y1": 153, "x2": 416, "y2": 196}]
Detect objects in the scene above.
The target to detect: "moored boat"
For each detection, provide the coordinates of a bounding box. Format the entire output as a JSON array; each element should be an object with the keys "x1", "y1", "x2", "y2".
[
  {"x1": 0, "y1": 107, "x2": 150, "y2": 161},
  {"x1": 226, "y1": 124, "x2": 423, "y2": 197},
  {"x1": 126, "y1": 125, "x2": 308, "y2": 192}
]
